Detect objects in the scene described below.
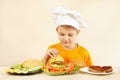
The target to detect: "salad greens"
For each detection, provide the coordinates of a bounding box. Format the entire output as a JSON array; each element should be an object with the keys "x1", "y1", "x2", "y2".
[{"x1": 8, "y1": 64, "x2": 42, "y2": 74}]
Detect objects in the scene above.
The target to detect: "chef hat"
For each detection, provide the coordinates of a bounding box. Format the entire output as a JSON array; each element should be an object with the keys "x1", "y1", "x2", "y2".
[{"x1": 53, "y1": 7, "x2": 88, "y2": 30}]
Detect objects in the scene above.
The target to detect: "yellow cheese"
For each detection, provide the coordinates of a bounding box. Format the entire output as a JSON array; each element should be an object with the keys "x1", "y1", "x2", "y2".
[{"x1": 48, "y1": 55, "x2": 64, "y2": 64}]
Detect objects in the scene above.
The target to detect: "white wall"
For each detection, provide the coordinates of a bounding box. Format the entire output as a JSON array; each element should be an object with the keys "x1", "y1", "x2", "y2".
[{"x1": 0, "y1": 0, "x2": 120, "y2": 67}]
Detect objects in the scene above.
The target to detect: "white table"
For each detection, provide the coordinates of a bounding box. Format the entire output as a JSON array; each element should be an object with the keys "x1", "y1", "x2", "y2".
[{"x1": 0, "y1": 67, "x2": 120, "y2": 80}]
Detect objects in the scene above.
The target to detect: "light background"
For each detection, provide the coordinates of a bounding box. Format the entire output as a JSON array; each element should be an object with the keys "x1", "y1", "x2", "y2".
[{"x1": 0, "y1": 0, "x2": 120, "y2": 67}]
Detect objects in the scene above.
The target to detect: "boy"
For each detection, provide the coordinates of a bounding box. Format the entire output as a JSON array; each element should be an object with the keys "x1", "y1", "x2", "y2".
[{"x1": 41, "y1": 7, "x2": 93, "y2": 67}]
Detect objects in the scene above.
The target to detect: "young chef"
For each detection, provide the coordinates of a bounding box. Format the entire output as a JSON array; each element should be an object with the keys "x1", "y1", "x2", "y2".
[{"x1": 41, "y1": 7, "x2": 93, "y2": 67}]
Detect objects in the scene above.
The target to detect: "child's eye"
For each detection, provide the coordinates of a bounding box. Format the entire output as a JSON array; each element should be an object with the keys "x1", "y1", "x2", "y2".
[
  {"x1": 68, "y1": 34, "x2": 73, "y2": 37},
  {"x1": 59, "y1": 33, "x2": 64, "y2": 36}
]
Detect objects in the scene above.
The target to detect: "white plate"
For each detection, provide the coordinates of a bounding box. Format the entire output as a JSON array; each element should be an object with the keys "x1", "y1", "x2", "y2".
[{"x1": 79, "y1": 67, "x2": 116, "y2": 75}]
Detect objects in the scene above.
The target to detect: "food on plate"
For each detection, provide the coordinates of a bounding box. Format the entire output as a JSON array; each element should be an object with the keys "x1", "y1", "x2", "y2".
[
  {"x1": 45, "y1": 61, "x2": 75, "y2": 72},
  {"x1": 64, "y1": 62, "x2": 75, "y2": 73},
  {"x1": 88, "y1": 65, "x2": 113, "y2": 73},
  {"x1": 51, "y1": 61, "x2": 65, "y2": 69},
  {"x1": 4, "y1": 59, "x2": 42, "y2": 74},
  {"x1": 42, "y1": 55, "x2": 80, "y2": 75},
  {"x1": 48, "y1": 55, "x2": 64, "y2": 64},
  {"x1": 22, "y1": 59, "x2": 41, "y2": 68}
]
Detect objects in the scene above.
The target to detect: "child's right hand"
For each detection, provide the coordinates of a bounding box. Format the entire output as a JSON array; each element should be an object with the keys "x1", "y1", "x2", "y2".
[{"x1": 46, "y1": 48, "x2": 58, "y2": 58}]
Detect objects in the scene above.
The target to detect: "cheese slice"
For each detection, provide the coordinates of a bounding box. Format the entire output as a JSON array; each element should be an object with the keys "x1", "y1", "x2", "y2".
[{"x1": 48, "y1": 55, "x2": 64, "y2": 64}]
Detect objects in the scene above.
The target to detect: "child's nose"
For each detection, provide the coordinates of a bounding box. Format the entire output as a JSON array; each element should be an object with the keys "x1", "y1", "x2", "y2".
[{"x1": 64, "y1": 36, "x2": 69, "y2": 40}]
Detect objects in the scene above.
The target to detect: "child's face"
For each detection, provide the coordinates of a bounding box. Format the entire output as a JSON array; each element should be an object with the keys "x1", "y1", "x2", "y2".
[{"x1": 57, "y1": 25, "x2": 79, "y2": 48}]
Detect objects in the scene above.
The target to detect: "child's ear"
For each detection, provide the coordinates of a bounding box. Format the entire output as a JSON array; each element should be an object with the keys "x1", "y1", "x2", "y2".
[{"x1": 77, "y1": 30, "x2": 80, "y2": 34}]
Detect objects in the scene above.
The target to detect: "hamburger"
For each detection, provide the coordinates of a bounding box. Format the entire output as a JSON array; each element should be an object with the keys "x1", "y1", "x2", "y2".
[
  {"x1": 45, "y1": 55, "x2": 66, "y2": 71},
  {"x1": 42, "y1": 55, "x2": 80, "y2": 75},
  {"x1": 51, "y1": 61, "x2": 65, "y2": 69},
  {"x1": 48, "y1": 55, "x2": 64, "y2": 64},
  {"x1": 43, "y1": 55, "x2": 76, "y2": 73}
]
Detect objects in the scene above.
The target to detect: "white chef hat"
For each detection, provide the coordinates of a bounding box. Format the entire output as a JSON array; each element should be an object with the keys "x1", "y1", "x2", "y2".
[{"x1": 53, "y1": 7, "x2": 88, "y2": 30}]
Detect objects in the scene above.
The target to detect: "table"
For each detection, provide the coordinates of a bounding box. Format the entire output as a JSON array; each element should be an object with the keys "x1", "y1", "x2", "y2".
[{"x1": 0, "y1": 67, "x2": 120, "y2": 80}]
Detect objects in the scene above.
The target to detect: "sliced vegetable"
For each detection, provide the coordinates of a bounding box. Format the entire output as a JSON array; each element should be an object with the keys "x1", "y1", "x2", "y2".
[
  {"x1": 42, "y1": 68, "x2": 67, "y2": 76},
  {"x1": 28, "y1": 65, "x2": 42, "y2": 73},
  {"x1": 4, "y1": 68, "x2": 28, "y2": 74},
  {"x1": 64, "y1": 62, "x2": 75, "y2": 73},
  {"x1": 42, "y1": 62, "x2": 80, "y2": 76},
  {"x1": 4, "y1": 64, "x2": 42, "y2": 74},
  {"x1": 12, "y1": 64, "x2": 22, "y2": 69}
]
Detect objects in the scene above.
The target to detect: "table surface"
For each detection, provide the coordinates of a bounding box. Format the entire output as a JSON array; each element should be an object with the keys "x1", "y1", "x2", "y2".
[{"x1": 0, "y1": 67, "x2": 120, "y2": 80}]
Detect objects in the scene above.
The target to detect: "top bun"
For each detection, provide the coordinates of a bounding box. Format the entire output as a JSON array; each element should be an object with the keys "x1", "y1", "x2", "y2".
[
  {"x1": 22, "y1": 59, "x2": 40, "y2": 68},
  {"x1": 47, "y1": 55, "x2": 64, "y2": 65}
]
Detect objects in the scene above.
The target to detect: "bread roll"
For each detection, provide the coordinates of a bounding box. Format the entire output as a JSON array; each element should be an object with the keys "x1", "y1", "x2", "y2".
[{"x1": 22, "y1": 59, "x2": 40, "y2": 68}]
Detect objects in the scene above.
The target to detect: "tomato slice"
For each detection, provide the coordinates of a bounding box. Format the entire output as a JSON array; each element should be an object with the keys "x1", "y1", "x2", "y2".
[
  {"x1": 44, "y1": 64, "x2": 65, "y2": 72},
  {"x1": 43, "y1": 62, "x2": 75, "y2": 73},
  {"x1": 64, "y1": 62, "x2": 75, "y2": 73}
]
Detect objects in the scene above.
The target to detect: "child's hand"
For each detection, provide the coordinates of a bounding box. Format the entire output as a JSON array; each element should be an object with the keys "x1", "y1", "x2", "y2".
[{"x1": 46, "y1": 48, "x2": 58, "y2": 58}]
